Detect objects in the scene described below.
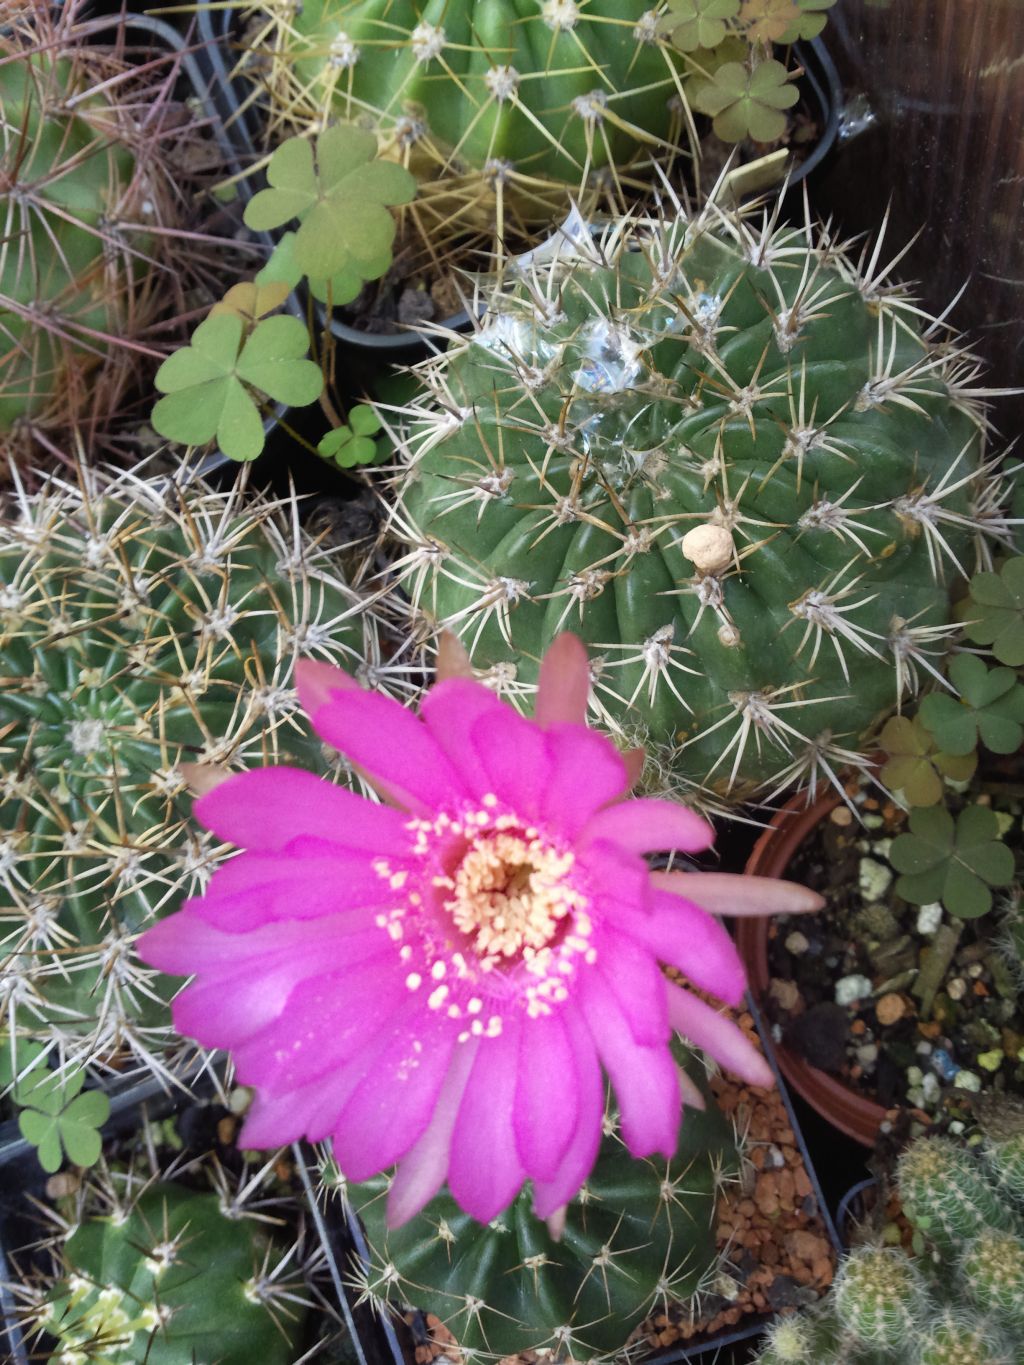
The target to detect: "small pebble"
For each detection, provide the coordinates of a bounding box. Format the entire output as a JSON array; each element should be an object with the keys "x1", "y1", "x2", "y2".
[
  {"x1": 829, "y1": 805, "x2": 853, "y2": 826},
  {"x1": 931, "y1": 1048, "x2": 960, "y2": 1082},
  {"x1": 916, "y1": 903, "x2": 944, "y2": 934},
  {"x1": 967, "y1": 962, "x2": 985, "y2": 979},
  {"x1": 862, "y1": 812, "x2": 884, "y2": 829},
  {"x1": 859, "y1": 857, "x2": 893, "y2": 900},
  {"x1": 949, "y1": 1120, "x2": 965, "y2": 1135},
  {"x1": 977, "y1": 1048, "x2": 1004, "y2": 1072},
  {"x1": 875, "y1": 992, "x2": 907, "y2": 1026},
  {"x1": 835, "y1": 974, "x2": 874, "y2": 1007},
  {"x1": 769, "y1": 978, "x2": 802, "y2": 1012},
  {"x1": 947, "y1": 977, "x2": 967, "y2": 1001},
  {"x1": 921, "y1": 1073, "x2": 940, "y2": 1103},
  {"x1": 906, "y1": 1065, "x2": 924, "y2": 1087},
  {"x1": 784, "y1": 931, "x2": 810, "y2": 956},
  {"x1": 953, "y1": 1069, "x2": 982, "y2": 1092},
  {"x1": 856, "y1": 1044, "x2": 879, "y2": 1067},
  {"x1": 996, "y1": 811, "x2": 1014, "y2": 837},
  {"x1": 916, "y1": 1040, "x2": 934, "y2": 1056}
]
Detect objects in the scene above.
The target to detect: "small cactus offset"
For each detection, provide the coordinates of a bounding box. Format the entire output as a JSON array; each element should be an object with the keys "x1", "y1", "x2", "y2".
[
  {"x1": 40, "y1": 1181, "x2": 304, "y2": 1364},
  {"x1": 386, "y1": 202, "x2": 1013, "y2": 805},
  {"x1": 336, "y1": 1056, "x2": 738, "y2": 1358},
  {"x1": 0, "y1": 3, "x2": 219, "y2": 461},
  {"x1": 833, "y1": 1246, "x2": 923, "y2": 1349},
  {"x1": 244, "y1": 0, "x2": 689, "y2": 244},
  {"x1": 0, "y1": 464, "x2": 393, "y2": 1084},
  {"x1": 896, "y1": 1136, "x2": 1015, "y2": 1253}
]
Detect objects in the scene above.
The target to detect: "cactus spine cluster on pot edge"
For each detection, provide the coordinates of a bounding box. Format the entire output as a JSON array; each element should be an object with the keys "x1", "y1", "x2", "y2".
[
  {"x1": 752, "y1": 1133, "x2": 1024, "y2": 1364},
  {"x1": 386, "y1": 199, "x2": 1015, "y2": 805},
  {"x1": 0, "y1": 464, "x2": 396, "y2": 1083},
  {"x1": 334, "y1": 1050, "x2": 738, "y2": 1359},
  {"x1": 246, "y1": 0, "x2": 690, "y2": 244}
]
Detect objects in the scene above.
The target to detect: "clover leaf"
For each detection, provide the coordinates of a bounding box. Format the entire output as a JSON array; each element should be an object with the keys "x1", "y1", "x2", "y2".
[
  {"x1": 243, "y1": 124, "x2": 416, "y2": 283},
  {"x1": 958, "y1": 557, "x2": 1024, "y2": 667},
  {"x1": 890, "y1": 804, "x2": 1015, "y2": 919},
  {"x1": 153, "y1": 312, "x2": 323, "y2": 462},
  {"x1": 691, "y1": 58, "x2": 798, "y2": 142},
  {"x1": 739, "y1": 0, "x2": 802, "y2": 45},
  {"x1": 16, "y1": 1063, "x2": 109, "y2": 1173},
  {"x1": 775, "y1": 0, "x2": 837, "y2": 41},
  {"x1": 919, "y1": 653, "x2": 1024, "y2": 756},
  {"x1": 661, "y1": 0, "x2": 741, "y2": 51},
  {"x1": 256, "y1": 230, "x2": 391, "y2": 308},
  {"x1": 209, "y1": 279, "x2": 292, "y2": 325},
  {"x1": 318, "y1": 405, "x2": 385, "y2": 468},
  {"x1": 878, "y1": 714, "x2": 977, "y2": 807}
]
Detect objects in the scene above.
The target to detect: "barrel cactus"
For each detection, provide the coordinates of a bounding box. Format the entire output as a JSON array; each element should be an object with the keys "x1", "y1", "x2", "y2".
[
  {"x1": 1, "y1": 4, "x2": 210, "y2": 460},
  {"x1": 248, "y1": 0, "x2": 688, "y2": 242},
  {"x1": 387, "y1": 203, "x2": 1012, "y2": 803},
  {"x1": 0, "y1": 464, "x2": 390, "y2": 1080},
  {"x1": 334, "y1": 1054, "x2": 737, "y2": 1358}
]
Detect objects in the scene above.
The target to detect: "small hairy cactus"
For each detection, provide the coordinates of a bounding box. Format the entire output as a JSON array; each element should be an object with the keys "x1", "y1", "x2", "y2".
[
  {"x1": 41, "y1": 1181, "x2": 304, "y2": 1364},
  {"x1": 337, "y1": 1064, "x2": 737, "y2": 1358},
  {"x1": 247, "y1": 0, "x2": 688, "y2": 243},
  {"x1": 896, "y1": 1137, "x2": 1014, "y2": 1252},
  {"x1": 960, "y1": 1228, "x2": 1024, "y2": 1328},
  {"x1": 0, "y1": 465, "x2": 391, "y2": 1080},
  {"x1": 1, "y1": 3, "x2": 218, "y2": 460},
  {"x1": 388, "y1": 203, "x2": 1011, "y2": 803},
  {"x1": 833, "y1": 1246, "x2": 923, "y2": 1348},
  {"x1": 918, "y1": 1313, "x2": 1011, "y2": 1365}
]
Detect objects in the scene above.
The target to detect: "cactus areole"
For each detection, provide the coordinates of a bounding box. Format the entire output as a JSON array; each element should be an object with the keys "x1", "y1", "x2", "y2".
[
  {"x1": 391, "y1": 209, "x2": 1009, "y2": 799},
  {"x1": 264, "y1": 1, "x2": 680, "y2": 193}
]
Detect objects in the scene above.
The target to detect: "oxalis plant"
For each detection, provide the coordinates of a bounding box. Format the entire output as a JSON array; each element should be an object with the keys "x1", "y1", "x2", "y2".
[
  {"x1": 152, "y1": 123, "x2": 415, "y2": 462},
  {"x1": 381, "y1": 197, "x2": 1015, "y2": 807},
  {"x1": 1, "y1": 1, "x2": 224, "y2": 466},
  {"x1": 229, "y1": 0, "x2": 705, "y2": 272}
]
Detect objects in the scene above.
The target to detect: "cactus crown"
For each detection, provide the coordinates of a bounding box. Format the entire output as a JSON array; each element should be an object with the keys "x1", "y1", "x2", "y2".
[
  {"x1": 386, "y1": 198, "x2": 1013, "y2": 806},
  {"x1": 0, "y1": 464, "x2": 391, "y2": 1083}
]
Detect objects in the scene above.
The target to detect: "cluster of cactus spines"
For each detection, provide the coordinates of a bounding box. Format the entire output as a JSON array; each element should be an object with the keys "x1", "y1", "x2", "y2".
[
  {"x1": 330, "y1": 1059, "x2": 738, "y2": 1359},
  {"x1": 749, "y1": 1134, "x2": 1024, "y2": 1365},
  {"x1": 1, "y1": 1, "x2": 220, "y2": 463},
  {"x1": 0, "y1": 462, "x2": 395, "y2": 1084},
  {"x1": 385, "y1": 196, "x2": 1014, "y2": 804},
  {"x1": 245, "y1": 0, "x2": 690, "y2": 249}
]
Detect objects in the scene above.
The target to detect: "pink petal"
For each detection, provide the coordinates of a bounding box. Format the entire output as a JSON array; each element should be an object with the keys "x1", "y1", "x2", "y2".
[
  {"x1": 240, "y1": 1074, "x2": 351, "y2": 1148},
  {"x1": 579, "y1": 972, "x2": 680, "y2": 1158},
  {"x1": 513, "y1": 1011, "x2": 578, "y2": 1180},
  {"x1": 538, "y1": 724, "x2": 629, "y2": 835},
  {"x1": 470, "y1": 707, "x2": 551, "y2": 819},
  {"x1": 448, "y1": 1016, "x2": 526, "y2": 1222},
  {"x1": 294, "y1": 657, "x2": 360, "y2": 712},
  {"x1": 621, "y1": 746, "x2": 645, "y2": 790},
  {"x1": 531, "y1": 1007, "x2": 604, "y2": 1218},
  {"x1": 137, "y1": 906, "x2": 367, "y2": 974},
  {"x1": 194, "y1": 767, "x2": 411, "y2": 854},
  {"x1": 387, "y1": 1038, "x2": 481, "y2": 1228},
  {"x1": 419, "y1": 678, "x2": 505, "y2": 798},
  {"x1": 666, "y1": 983, "x2": 774, "y2": 1088},
  {"x1": 653, "y1": 871, "x2": 825, "y2": 917},
  {"x1": 331, "y1": 1007, "x2": 457, "y2": 1181},
  {"x1": 300, "y1": 684, "x2": 465, "y2": 813},
  {"x1": 580, "y1": 798, "x2": 712, "y2": 856},
  {"x1": 535, "y1": 633, "x2": 590, "y2": 727},
  {"x1": 619, "y1": 890, "x2": 747, "y2": 1007},
  {"x1": 579, "y1": 841, "x2": 652, "y2": 919},
  {"x1": 589, "y1": 927, "x2": 669, "y2": 1046},
  {"x1": 192, "y1": 850, "x2": 401, "y2": 929}
]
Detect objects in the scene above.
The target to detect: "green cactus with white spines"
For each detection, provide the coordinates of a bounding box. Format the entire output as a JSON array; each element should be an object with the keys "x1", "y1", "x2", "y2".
[
  {"x1": 386, "y1": 203, "x2": 1013, "y2": 803},
  {"x1": 247, "y1": 0, "x2": 688, "y2": 246},
  {"x1": 1, "y1": 4, "x2": 215, "y2": 460},
  {"x1": 749, "y1": 1133, "x2": 1024, "y2": 1365},
  {"x1": 333, "y1": 1057, "x2": 738, "y2": 1359},
  {"x1": 0, "y1": 465, "x2": 391, "y2": 1084}
]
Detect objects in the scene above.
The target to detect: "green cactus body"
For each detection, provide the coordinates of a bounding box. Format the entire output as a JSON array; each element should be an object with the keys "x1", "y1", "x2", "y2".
[
  {"x1": 833, "y1": 1247, "x2": 924, "y2": 1348},
  {"x1": 990, "y1": 1133, "x2": 1024, "y2": 1204},
  {"x1": 391, "y1": 209, "x2": 1004, "y2": 801},
  {"x1": 0, "y1": 51, "x2": 140, "y2": 433},
  {"x1": 961, "y1": 1228, "x2": 1024, "y2": 1328},
  {"x1": 342, "y1": 1060, "x2": 736, "y2": 1357},
  {"x1": 0, "y1": 470, "x2": 383, "y2": 1073},
  {"x1": 918, "y1": 1313, "x2": 1010, "y2": 1365},
  {"x1": 897, "y1": 1138, "x2": 1014, "y2": 1253},
  {"x1": 44, "y1": 1183, "x2": 302, "y2": 1364}
]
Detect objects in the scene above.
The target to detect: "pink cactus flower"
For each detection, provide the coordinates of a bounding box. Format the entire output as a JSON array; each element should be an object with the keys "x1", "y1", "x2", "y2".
[{"x1": 139, "y1": 634, "x2": 820, "y2": 1228}]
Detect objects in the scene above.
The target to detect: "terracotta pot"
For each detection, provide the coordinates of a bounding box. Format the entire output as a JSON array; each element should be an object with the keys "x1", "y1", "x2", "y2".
[{"x1": 737, "y1": 790, "x2": 890, "y2": 1146}]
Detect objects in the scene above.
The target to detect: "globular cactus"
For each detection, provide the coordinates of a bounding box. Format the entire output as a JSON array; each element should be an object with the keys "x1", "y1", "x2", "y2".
[
  {"x1": 334, "y1": 1060, "x2": 738, "y2": 1358},
  {"x1": 0, "y1": 464, "x2": 393, "y2": 1081},
  {"x1": 833, "y1": 1247, "x2": 923, "y2": 1349},
  {"x1": 749, "y1": 1133, "x2": 1024, "y2": 1365},
  {"x1": 1, "y1": 3, "x2": 216, "y2": 461},
  {"x1": 386, "y1": 202, "x2": 1012, "y2": 804},
  {"x1": 245, "y1": 0, "x2": 688, "y2": 244},
  {"x1": 40, "y1": 1181, "x2": 305, "y2": 1364}
]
